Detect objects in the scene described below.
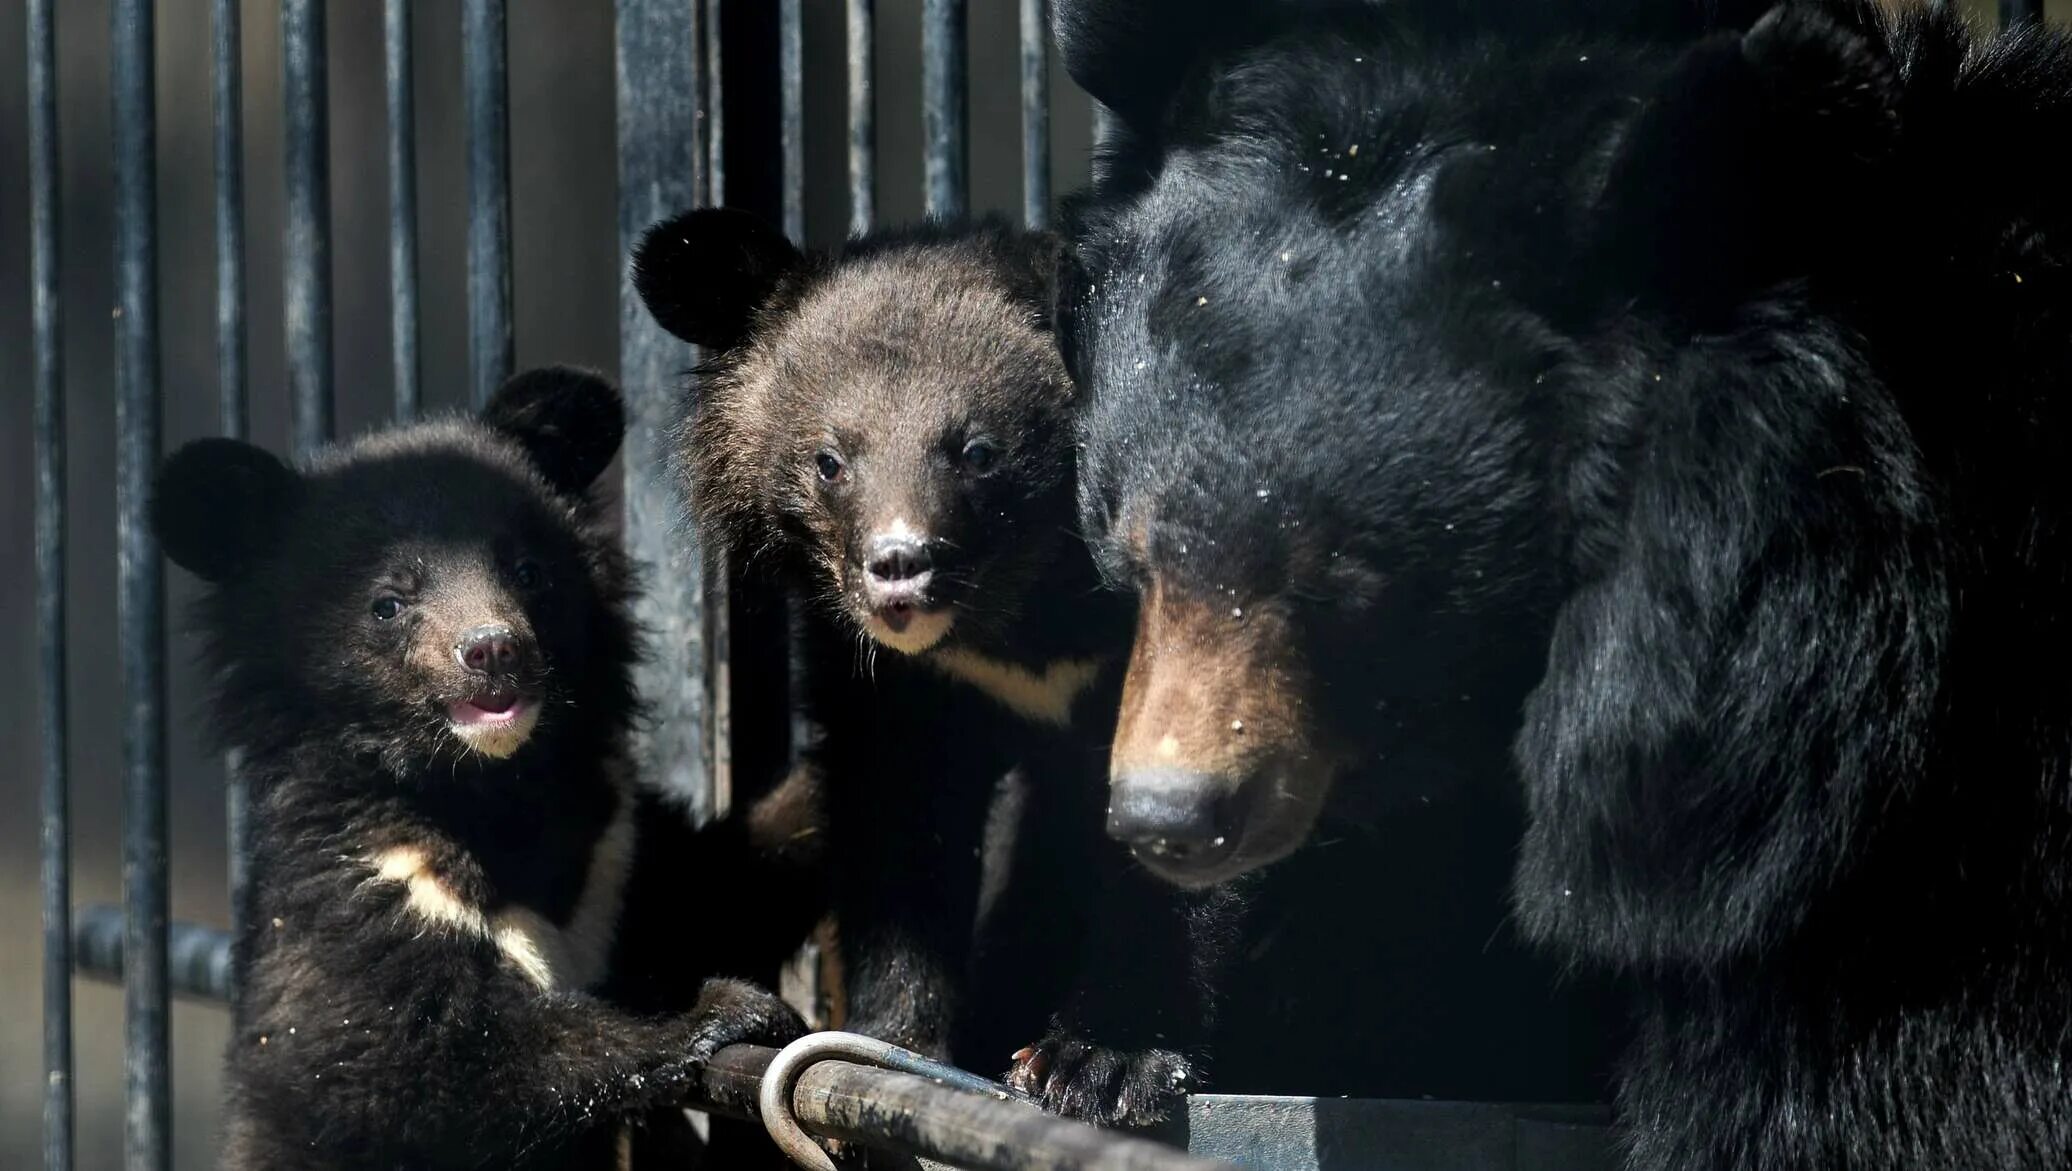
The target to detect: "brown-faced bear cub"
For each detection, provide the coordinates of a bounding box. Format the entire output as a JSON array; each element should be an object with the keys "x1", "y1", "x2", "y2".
[{"x1": 634, "y1": 211, "x2": 1238, "y2": 1126}]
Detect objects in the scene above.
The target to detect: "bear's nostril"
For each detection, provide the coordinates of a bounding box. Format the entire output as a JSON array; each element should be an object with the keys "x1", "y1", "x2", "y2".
[
  {"x1": 866, "y1": 536, "x2": 933, "y2": 582},
  {"x1": 1107, "y1": 770, "x2": 1242, "y2": 864},
  {"x1": 455, "y1": 625, "x2": 521, "y2": 675}
]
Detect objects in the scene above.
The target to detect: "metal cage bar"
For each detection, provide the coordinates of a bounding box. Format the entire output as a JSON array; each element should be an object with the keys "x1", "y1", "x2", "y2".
[
  {"x1": 212, "y1": 0, "x2": 251, "y2": 1009},
  {"x1": 284, "y1": 0, "x2": 334, "y2": 455},
  {"x1": 616, "y1": 0, "x2": 715, "y2": 819},
  {"x1": 464, "y1": 0, "x2": 515, "y2": 408},
  {"x1": 29, "y1": 1, "x2": 71, "y2": 1166},
  {"x1": 923, "y1": 0, "x2": 969, "y2": 219},
  {"x1": 74, "y1": 909, "x2": 237, "y2": 1004},
  {"x1": 214, "y1": 0, "x2": 248, "y2": 443},
  {"x1": 387, "y1": 0, "x2": 422, "y2": 422},
  {"x1": 1020, "y1": 0, "x2": 1050, "y2": 229},
  {"x1": 707, "y1": 0, "x2": 726, "y2": 206},
  {"x1": 700, "y1": 1042, "x2": 1230, "y2": 1171},
  {"x1": 780, "y1": 0, "x2": 805, "y2": 242},
  {"x1": 113, "y1": 2, "x2": 171, "y2": 1167},
  {"x1": 848, "y1": 0, "x2": 875, "y2": 233}
]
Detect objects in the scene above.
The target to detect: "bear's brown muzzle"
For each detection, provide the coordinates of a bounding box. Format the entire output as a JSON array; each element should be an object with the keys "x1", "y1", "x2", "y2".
[{"x1": 1107, "y1": 578, "x2": 1337, "y2": 886}]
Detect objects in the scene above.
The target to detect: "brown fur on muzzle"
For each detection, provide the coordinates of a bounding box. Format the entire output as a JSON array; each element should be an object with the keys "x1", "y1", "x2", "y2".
[{"x1": 1109, "y1": 579, "x2": 1339, "y2": 885}]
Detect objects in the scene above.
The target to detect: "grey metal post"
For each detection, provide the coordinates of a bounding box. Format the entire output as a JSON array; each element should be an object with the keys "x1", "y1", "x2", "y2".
[
  {"x1": 465, "y1": 0, "x2": 514, "y2": 408},
  {"x1": 848, "y1": 0, "x2": 875, "y2": 234},
  {"x1": 114, "y1": 1, "x2": 170, "y2": 1166},
  {"x1": 387, "y1": 0, "x2": 422, "y2": 421},
  {"x1": 212, "y1": 0, "x2": 251, "y2": 1008},
  {"x1": 283, "y1": 0, "x2": 334, "y2": 455},
  {"x1": 615, "y1": 0, "x2": 713, "y2": 818},
  {"x1": 29, "y1": 0, "x2": 72, "y2": 1165},
  {"x1": 1020, "y1": 0, "x2": 1050, "y2": 228},
  {"x1": 781, "y1": 0, "x2": 805, "y2": 242},
  {"x1": 922, "y1": 0, "x2": 968, "y2": 219}
]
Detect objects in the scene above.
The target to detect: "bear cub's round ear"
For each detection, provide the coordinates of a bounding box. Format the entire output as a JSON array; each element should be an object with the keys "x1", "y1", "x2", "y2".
[
  {"x1": 483, "y1": 366, "x2": 626, "y2": 497},
  {"x1": 632, "y1": 207, "x2": 804, "y2": 350},
  {"x1": 152, "y1": 438, "x2": 301, "y2": 583}
]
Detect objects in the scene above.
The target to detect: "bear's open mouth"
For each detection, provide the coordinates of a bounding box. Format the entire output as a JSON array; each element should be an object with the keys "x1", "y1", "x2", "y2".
[
  {"x1": 448, "y1": 690, "x2": 528, "y2": 724},
  {"x1": 444, "y1": 690, "x2": 542, "y2": 758}
]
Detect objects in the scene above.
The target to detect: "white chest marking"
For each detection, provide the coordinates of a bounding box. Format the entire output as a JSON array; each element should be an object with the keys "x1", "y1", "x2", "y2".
[
  {"x1": 928, "y1": 649, "x2": 1105, "y2": 727},
  {"x1": 360, "y1": 786, "x2": 636, "y2": 995}
]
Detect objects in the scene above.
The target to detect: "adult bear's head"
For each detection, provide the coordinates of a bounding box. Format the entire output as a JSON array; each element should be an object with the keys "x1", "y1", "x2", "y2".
[{"x1": 1061, "y1": 0, "x2": 1936, "y2": 921}]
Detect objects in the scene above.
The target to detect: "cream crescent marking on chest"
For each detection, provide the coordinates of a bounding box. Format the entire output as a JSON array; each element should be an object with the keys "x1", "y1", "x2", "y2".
[
  {"x1": 359, "y1": 775, "x2": 636, "y2": 994},
  {"x1": 927, "y1": 649, "x2": 1106, "y2": 727}
]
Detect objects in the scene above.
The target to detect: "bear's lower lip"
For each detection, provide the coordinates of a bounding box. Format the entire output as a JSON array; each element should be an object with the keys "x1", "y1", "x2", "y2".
[{"x1": 862, "y1": 603, "x2": 955, "y2": 655}]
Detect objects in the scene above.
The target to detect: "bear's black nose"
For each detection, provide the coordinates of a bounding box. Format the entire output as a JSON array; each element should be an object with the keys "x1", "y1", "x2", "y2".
[
  {"x1": 455, "y1": 625, "x2": 521, "y2": 674},
  {"x1": 1107, "y1": 769, "x2": 1242, "y2": 866},
  {"x1": 865, "y1": 535, "x2": 934, "y2": 583}
]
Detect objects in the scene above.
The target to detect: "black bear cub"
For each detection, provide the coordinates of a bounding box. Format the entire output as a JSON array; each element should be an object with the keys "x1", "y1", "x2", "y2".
[
  {"x1": 155, "y1": 368, "x2": 806, "y2": 1170},
  {"x1": 633, "y1": 211, "x2": 1227, "y2": 1126}
]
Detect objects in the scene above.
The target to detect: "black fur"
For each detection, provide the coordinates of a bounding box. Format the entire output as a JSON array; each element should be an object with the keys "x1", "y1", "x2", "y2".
[
  {"x1": 1060, "y1": 0, "x2": 2072, "y2": 1165},
  {"x1": 156, "y1": 367, "x2": 809, "y2": 1170},
  {"x1": 633, "y1": 211, "x2": 1227, "y2": 1126}
]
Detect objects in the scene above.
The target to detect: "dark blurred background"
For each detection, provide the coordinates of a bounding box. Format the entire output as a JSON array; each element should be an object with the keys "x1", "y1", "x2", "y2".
[{"x1": 0, "y1": 2, "x2": 1096, "y2": 1165}]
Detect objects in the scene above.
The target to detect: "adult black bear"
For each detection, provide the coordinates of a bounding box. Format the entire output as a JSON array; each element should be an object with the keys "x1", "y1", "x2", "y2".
[
  {"x1": 1057, "y1": 0, "x2": 2072, "y2": 1166},
  {"x1": 633, "y1": 211, "x2": 1231, "y2": 1126},
  {"x1": 155, "y1": 368, "x2": 812, "y2": 1169}
]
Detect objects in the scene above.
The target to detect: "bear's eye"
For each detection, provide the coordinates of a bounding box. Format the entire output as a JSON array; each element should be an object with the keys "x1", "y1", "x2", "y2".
[
  {"x1": 815, "y1": 452, "x2": 845, "y2": 483},
  {"x1": 512, "y1": 559, "x2": 544, "y2": 591},
  {"x1": 370, "y1": 596, "x2": 406, "y2": 621},
  {"x1": 961, "y1": 441, "x2": 998, "y2": 475}
]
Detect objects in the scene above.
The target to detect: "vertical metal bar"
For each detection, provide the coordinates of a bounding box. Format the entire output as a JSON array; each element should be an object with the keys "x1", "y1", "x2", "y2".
[
  {"x1": 694, "y1": 0, "x2": 727, "y2": 812},
  {"x1": 386, "y1": 0, "x2": 421, "y2": 421},
  {"x1": 464, "y1": 0, "x2": 514, "y2": 408},
  {"x1": 2001, "y1": 0, "x2": 2044, "y2": 28},
  {"x1": 1018, "y1": 0, "x2": 1049, "y2": 229},
  {"x1": 847, "y1": 0, "x2": 874, "y2": 234},
  {"x1": 922, "y1": 0, "x2": 968, "y2": 220},
  {"x1": 113, "y1": 1, "x2": 170, "y2": 1167},
  {"x1": 29, "y1": 1, "x2": 72, "y2": 1166},
  {"x1": 689, "y1": 0, "x2": 708, "y2": 207},
  {"x1": 212, "y1": 0, "x2": 251, "y2": 1009},
  {"x1": 214, "y1": 0, "x2": 247, "y2": 442},
  {"x1": 779, "y1": 0, "x2": 804, "y2": 242},
  {"x1": 706, "y1": 0, "x2": 725, "y2": 206},
  {"x1": 616, "y1": 0, "x2": 713, "y2": 819},
  {"x1": 283, "y1": 0, "x2": 334, "y2": 456}
]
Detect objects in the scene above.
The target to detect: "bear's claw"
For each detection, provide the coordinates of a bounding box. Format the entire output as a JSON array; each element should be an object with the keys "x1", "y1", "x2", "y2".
[{"x1": 1005, "y1": 1034, "x2": 1195, "y2": 1129}]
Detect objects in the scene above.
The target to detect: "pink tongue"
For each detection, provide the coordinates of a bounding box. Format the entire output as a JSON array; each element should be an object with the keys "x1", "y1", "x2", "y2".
[{"x1": 470, "y1": 693, "x2": 517, "y2": 715}]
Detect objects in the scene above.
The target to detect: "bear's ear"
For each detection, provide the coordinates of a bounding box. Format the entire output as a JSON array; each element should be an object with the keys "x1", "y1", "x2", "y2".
[
  {"x1": 1054, "y1": 0, "x2": 1276, "y2": 133},
  {"x1": 998, "y1": 229, "x2": 1067, "y2": 329},
  {"x1": 1593, "y1": 5, "x2": 1900, "y2": 318},
  {"x1": 152, "y1": 439, "x2": 301, "y2": 583},
  {"x1": 632, "y1": 207, "x2": 804, "y2": 350},
  {"x1": 482, "y1": 365, "x2": 626, "y2": 496}
]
